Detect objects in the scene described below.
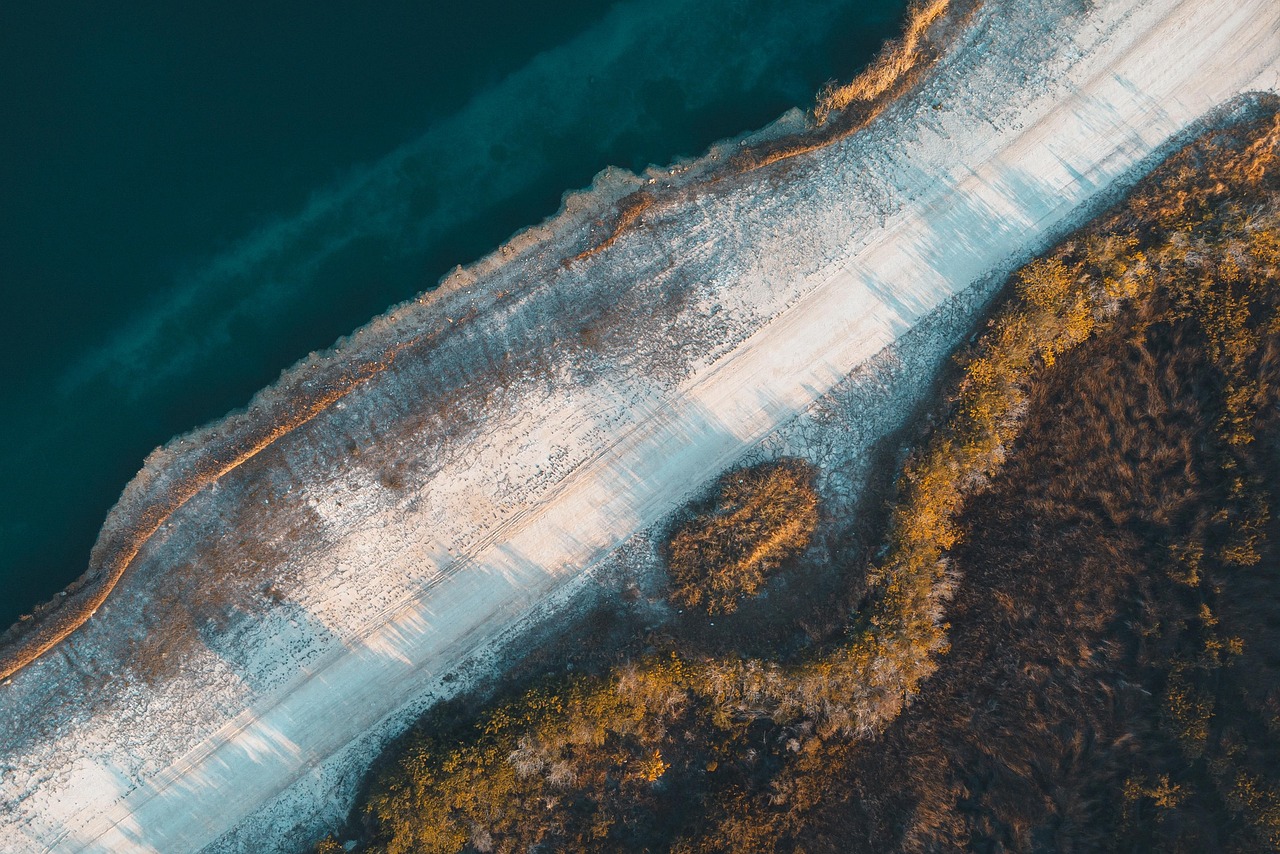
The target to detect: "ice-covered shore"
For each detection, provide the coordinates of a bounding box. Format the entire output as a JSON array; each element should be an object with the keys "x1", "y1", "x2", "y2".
[{"x1": 2, "y1": 0, "x2": 1279, "y2": 850}]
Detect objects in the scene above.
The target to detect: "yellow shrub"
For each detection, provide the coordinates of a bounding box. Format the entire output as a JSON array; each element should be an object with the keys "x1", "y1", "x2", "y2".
[{"x1": 667, "y1": 460, "x2": 819, "y2": 614}]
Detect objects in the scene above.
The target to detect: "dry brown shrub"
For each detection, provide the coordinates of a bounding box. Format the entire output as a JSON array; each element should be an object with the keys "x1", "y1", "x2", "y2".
[
  {"x1": 731, "y1": 0, "x2": 976, "y2": 175},
  {"x1": 567, "y1": 191, "x2": 654, "y2": 266},
  {"x1": 348, "y1": 66, "x2": 1280, "y2": 854},
  {"x1": 666, "y1": 460, "x2": 819, "y2": 615},
  {"x1": 813, "y1": 0, "x2": 952, "y2": 125}
]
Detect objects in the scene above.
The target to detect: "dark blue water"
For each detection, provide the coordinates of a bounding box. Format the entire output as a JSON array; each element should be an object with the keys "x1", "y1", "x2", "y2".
[{"x1": 0, "y1": 0, "x2": 906, "y2": 629}]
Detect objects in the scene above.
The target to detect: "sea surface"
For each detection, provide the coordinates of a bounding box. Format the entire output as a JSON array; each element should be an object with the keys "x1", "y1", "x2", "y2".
[{"x1": 0, "y1": 0, "x2": 907, "y2": 630}]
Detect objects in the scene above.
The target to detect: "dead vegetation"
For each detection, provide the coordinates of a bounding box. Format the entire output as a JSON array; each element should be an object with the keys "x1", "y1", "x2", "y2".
[
  {"x1": 566, "y1": 192, "x2": 654, "y2": 266},
  {"x1": 667, "y1": 460, "x2": 819, "y2": 615},
  {"x1": 324, "y1": 102, "x2": 1280, "y2": 854},
  {"x1": 768, "y1": 106, "x2": 1280, "y2": 852}
]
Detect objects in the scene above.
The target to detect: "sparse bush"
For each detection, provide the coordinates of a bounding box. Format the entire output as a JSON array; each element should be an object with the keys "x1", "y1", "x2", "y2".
[
  {"x1": 314, "y1": 836, "x2": 344, "y2": 854},
  {"x1": 667, "y1": 460, "x2": 819, "y2": 614}
]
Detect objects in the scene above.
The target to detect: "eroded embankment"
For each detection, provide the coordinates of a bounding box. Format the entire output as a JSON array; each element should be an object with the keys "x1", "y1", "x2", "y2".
[{"x1": 0, "y1": 0, "x2": 975, "y2": 684}]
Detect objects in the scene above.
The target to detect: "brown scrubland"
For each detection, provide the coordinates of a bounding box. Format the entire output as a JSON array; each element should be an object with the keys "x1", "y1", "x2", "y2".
[
  {"x1": 317, "y1": 78, "x2": 1280, "y2": 854},
  {"x1": 773, "y1": 105, "x2": 1280, "y2": 853},
  {"x1": 667, "y1": 460, "x2": 819, "y2": 616}
]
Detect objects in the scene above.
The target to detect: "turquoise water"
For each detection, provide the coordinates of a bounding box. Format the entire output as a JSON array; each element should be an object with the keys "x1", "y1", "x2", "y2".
[{"x1": 0, "y1": 0, "x2": 907, "y2": 629}]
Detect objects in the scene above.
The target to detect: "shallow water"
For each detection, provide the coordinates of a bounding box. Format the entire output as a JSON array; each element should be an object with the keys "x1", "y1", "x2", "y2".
[{"x1": 0, "y1": 0, "x2": 906, "y2": 629}]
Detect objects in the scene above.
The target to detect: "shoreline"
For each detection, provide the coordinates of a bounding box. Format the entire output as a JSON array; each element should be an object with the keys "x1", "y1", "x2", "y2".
[
  {"x1": 1, "y1": 0, "x2": 1277, "y2": 851},
  {"x1": 0, "y1": 0, "x2": 971, "y2": 684}
]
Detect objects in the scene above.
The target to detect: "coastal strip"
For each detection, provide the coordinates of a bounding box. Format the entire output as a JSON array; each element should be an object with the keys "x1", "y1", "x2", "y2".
[
  {"x1": 0, "y1": 0, "x2": 1276, "y2": 851},
  {"x1": 0, "y1": 0, "x2": 968, "y2": 686}
]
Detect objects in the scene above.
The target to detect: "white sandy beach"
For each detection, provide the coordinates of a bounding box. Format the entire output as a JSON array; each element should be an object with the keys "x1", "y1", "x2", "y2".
[{"x1": 2, "y1": 0, "x2": 1279, "y2": 850}]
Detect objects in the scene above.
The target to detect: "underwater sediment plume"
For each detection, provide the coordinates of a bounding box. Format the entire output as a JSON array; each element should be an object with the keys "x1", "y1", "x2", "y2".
[{"x1": 2, "y1": 0, "x2": 1278, "y2": 850}]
